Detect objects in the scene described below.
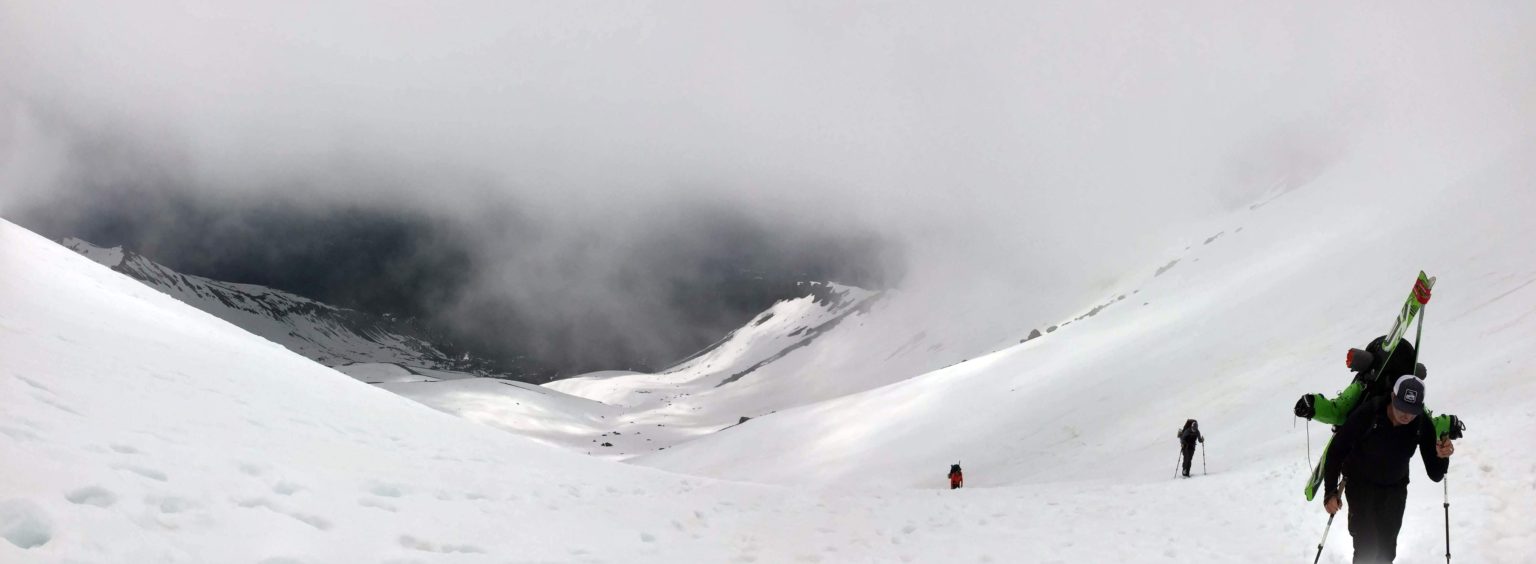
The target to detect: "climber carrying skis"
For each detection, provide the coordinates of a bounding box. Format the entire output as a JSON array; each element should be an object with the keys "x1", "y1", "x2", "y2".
[
  {"x1": 1176, "y1": 419, "x2": 1203, "y2": 478},
  {"x1": 1321, "y1": 376, "x2": 1454, "y2": 562},
  {"x1": 948, "y1": 463, "x2": 964, "y2": 489},
  {"x1": 1296, "y1": 273, "x2": 1463, "y2": 502},
  {"x1": 1296, "y1": 272, "x2": 1468, "y2": 563}
]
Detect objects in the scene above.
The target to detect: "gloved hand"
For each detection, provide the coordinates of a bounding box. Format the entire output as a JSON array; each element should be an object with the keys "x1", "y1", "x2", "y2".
[
  {"x1": 1445, "y1": 414, "x2": 1465, "y2": 440},
  {"x1": 1294, "y1": 394, "x2": 1316, "y2": 419}
]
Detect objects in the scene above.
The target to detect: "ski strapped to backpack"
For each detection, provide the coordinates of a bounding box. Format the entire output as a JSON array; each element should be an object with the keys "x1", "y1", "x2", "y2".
[
  {"x1": 1296, "y1": 272, "x2": 1464, "y2": 501},
  {"x1": 1298, "y1": 272, "x2": 1433, "y2": 425}
]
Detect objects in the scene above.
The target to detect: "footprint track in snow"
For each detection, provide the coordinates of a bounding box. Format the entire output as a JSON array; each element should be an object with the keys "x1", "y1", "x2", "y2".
[
  {"x1": 146, "y1": 495, "x2": 194, "y2": 514},
  {"x1": 0, "y1": 498, "x2": 53, "y2": 549},
  {"x1": 0, "y1": 425, "x2": 42, "y2": 442},
  {"x1": 369, "y1": 484, "x2": 406, "y2": 498},
  {"x1": 31, "y1": 394, "x2": 82, "y2": 416},
  {"x1": 358, "y1": 497, "x2": 397, "y2": 512},
  {"x1": 64, "y1": 486, "x2": 117, "y2": 508},
  {"x1": 15, "y1": 376, "x2": 52, "y2": 393},
  {"x1": 115, "y1": 464, "x2": 168, "y2": 482},
  {"x1": 109, "y1": 443, "x2": 141, "y2": 454},
  {"x1": 398, "y1": 535, "x2": 484, "y2": 554},
  {"x1": 234, "y1": 497, "x2": 333, "y2": 530}
]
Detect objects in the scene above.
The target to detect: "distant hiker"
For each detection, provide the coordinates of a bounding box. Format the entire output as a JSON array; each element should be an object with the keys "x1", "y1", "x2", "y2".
[
  {"x1": 1322, "y1": 376, "x2": 1453, "y2": 563},
  {"x1": 1176, "y1": 419, "x2": 1203, "y2": 478},
  {"x1": 948, "y1": 463, "x2": 964, "y2": 489}
]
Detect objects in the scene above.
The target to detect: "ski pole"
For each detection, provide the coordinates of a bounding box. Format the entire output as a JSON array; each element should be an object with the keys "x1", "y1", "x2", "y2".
[
  {"x1": 1201, "y1": 441, "x2": 1207, "y2": 475},
  {"x1": 1173, "y1": 448, "x2": 1181, "y2": 479},
  {"x1": 1417, "y1": 281, "x2": 1449, "y2": 564},
  {"x1": 1443, "y1": 475, "x2": 1451, "y2": 563},
  {"x1": 1313, "y1": 514, "x2": 1335, "y2": 564}
]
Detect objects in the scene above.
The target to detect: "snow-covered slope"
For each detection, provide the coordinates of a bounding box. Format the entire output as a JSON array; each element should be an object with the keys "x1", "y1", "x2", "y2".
[
  {"x1": 378, "y1": 378, "x2": 625, "y2": 451},
  {"x1": 529, "y1": 270, "x2": 1136, "y2": 459},
  {"x1": 548, "y1": 282, "x2": 883, "y2": 406},
  {"x1": 382, "y1": 276, "x2": 1025, "y2": 460},
  {"x1": 436, "y1": 142, "x2": 1536, "y2": 561},
  {"x1": 646, "y1": 144, "x2": 1536, "y2": 484},
  {"x1": 631, "y1": 144, "x2": 1536, "y2": 555},
  {"x1": 534, "y1": 281, "x2": 1002, "y2": 456},
  {"x1": 364, "y1": 283, "x2": 886, "y2": 458},
  {"x1": 60, "y1": 238, "x2": 467, "y2": 373},
  {"x1": 332, "y1": 362, "x2": 443, "y2": 384},
  {"x1": 9, "y1": 218, "x2": 1084, "y2": 563},
  {"x1": 5, "y1": 132, "x2": 1535, "y2": 562}
]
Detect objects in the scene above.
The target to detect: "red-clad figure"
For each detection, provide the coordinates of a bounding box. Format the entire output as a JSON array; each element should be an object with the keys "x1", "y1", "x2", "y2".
[{"x1": 948, "y1": 463, "x2": 964, "y2": 489}]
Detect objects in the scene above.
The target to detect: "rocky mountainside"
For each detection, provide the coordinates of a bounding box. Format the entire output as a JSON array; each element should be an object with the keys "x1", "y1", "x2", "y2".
[{"x1": 60, "y1": 237, "x2": 511, "y2": 377}]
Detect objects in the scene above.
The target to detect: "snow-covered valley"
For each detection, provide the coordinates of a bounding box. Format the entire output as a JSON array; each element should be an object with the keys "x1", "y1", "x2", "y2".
[{"x1": 5, "y1": 138, "x2": 1536, "y2": 562}]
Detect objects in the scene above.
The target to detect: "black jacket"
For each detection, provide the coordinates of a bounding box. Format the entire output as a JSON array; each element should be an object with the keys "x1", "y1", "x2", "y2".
[
  {"x1": 1323, "y1": 395, "x2": 1447, "y2": 498},
  {"x1": 1177, "y1": 424, "x2": 1203, "y2": 451}
]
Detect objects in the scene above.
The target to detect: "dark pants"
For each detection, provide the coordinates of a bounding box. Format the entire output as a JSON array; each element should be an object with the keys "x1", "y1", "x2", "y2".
[
  {"x1": 1181, "y1": 446, "x2": 1195, "y2": 476},
  {"x1": 1345, "y1": 480, "x2": 1408, "y2": 563}
]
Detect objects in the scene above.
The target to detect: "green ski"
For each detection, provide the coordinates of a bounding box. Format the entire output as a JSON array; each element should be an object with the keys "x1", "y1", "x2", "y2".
[
  {"x1": 1304, "y1": 436, "x2": 1336, "y2": 501},
  {"x1": 1303, "y1": 272, "x2": 1435, "y2": 501}
]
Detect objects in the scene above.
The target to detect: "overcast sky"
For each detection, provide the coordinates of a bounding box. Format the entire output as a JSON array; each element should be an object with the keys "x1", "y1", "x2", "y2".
[{"x1": 3, "y1": 1, "x2": 1532, "y2": 369}]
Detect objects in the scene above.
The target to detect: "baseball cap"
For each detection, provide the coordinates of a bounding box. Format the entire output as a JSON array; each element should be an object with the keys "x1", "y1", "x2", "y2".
[{"x1": 1393, "y1": 375, "x2": 1426, "y2": 416}]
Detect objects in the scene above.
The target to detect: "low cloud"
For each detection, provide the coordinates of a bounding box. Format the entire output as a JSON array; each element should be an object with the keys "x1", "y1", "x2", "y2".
[{"x1": 4, "y1": 1, "x2": 1532, "y2": 372}]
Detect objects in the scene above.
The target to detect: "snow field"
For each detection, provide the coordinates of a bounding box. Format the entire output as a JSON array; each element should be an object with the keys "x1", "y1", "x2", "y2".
[{"x1": 4, "y1": 141, "x2": 1536, "y2": 561}]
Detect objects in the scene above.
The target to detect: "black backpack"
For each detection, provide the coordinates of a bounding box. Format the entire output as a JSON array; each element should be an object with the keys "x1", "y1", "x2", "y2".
[{"x1": 1348, "y1": 336, "x2": 1420, "y2": 418}]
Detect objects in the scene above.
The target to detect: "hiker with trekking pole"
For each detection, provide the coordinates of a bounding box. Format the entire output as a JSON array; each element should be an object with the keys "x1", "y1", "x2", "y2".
[
  {"x1": 1175, "y1": 419, "x2": 1204, "y2": 478},
  {"x1": 1296, "y1": 273, "x2": 1466, "y2": 563},
  {"x1": 1319, "y1": 376, "x2": 1454, "y2": 562}
]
